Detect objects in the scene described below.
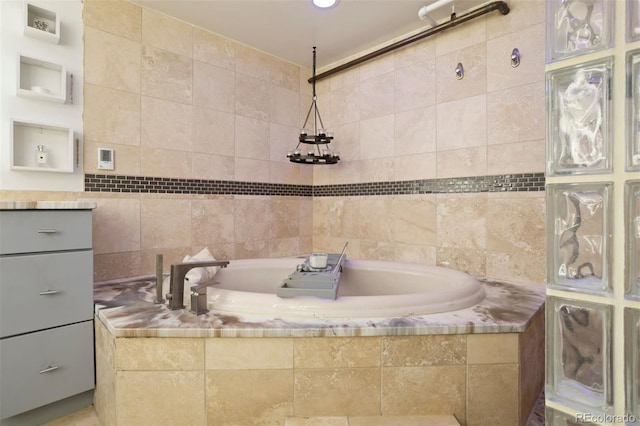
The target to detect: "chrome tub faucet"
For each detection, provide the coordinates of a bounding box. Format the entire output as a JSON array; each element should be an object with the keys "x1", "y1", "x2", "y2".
[{"x1": 166, "y1": 260, "x2": 229, "y2": 313}]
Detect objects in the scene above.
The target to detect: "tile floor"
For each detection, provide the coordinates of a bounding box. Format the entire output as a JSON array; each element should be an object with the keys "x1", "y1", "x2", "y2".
[
  {"x1": 40, "y1": 391, "x2": 545, "y2": 426},
  {"x1": 284, "y1": 416, "x2": 460, "y2": 425},
  {"x1": 40, "y1": 407, "x2": 99, "y2": 426}
]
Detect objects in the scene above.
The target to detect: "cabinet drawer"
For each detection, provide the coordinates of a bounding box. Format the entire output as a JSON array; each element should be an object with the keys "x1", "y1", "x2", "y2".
[
  {"x1": 0, "y1": 251, "x2": 93, "y2": 338},
  {"x1": 0, "y1": 210, "x2": 92, "y2": 254},
  {"x1": 0, "y1": 321, "x2": 94, "y2": 419}
]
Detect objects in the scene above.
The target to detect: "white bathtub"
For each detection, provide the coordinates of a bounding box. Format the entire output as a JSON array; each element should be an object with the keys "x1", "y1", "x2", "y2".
[{"x1": 207, "y1": 258, "x2": 486, "y2": 318}]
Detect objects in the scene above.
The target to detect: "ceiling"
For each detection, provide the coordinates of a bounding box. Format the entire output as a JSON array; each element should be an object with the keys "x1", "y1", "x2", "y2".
[{"x1": 130, "y1": 0, "x2": 492, "y2": 69}]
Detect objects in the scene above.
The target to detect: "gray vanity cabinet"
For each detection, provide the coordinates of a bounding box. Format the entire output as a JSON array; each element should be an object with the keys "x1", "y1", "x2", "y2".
[{"x1": 0, "y1": 208, "x2": 95, "y2": 419}]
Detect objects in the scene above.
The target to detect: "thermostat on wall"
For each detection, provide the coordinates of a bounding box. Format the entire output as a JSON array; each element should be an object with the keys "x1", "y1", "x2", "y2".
[{"x1": 98, "y1": 148, "x2": 114, "y2": 170}]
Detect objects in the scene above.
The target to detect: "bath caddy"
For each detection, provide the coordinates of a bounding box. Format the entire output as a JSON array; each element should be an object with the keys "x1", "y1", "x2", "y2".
[{"x1": 277, "y1": 245, "x2": 347, "y2": 300}]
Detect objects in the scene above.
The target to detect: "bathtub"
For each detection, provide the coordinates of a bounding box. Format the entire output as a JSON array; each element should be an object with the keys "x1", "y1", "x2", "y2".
[
  {"x1": 94, "y1": 265, "x2": 545, "y2": 426},
  {"x1": 206, "y1": 257, "x2": 486, "y2": 318}
]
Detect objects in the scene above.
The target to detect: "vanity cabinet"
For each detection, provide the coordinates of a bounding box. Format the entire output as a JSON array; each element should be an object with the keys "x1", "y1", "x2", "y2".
[{"x1": 0, "y1": 207, "x2": 95, "y2": 420}]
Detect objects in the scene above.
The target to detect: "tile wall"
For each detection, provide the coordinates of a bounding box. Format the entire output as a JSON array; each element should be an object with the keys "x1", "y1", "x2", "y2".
[
  {"x1": 82, "y1": 0, "x2": 315, "y2": 279},
  {"x1": 311, "y1": 0, "x2": 547, "y2": 283},
  {"x1": 0, "y1": 0, "x2": 548, "y2": 284},
  {"x1": 94, "y1": 311, "x2": 544, "y2": 426}
]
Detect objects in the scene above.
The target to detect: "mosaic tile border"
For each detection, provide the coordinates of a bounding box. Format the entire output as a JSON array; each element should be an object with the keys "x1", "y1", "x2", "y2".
[
  {"x1": 313, "y1": 173, "x2": 546, "y2": 196},
  {"x1": 84, "y1": 173, "x2": 545, "y2": 197},
  {"x1": 84, "y1": 174, "x2": 312, "y2": 196}
]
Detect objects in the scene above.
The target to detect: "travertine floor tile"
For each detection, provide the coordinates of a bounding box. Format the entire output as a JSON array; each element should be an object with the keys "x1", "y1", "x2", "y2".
[
  {"x1": 349, "y1": 415, "x2": 460, "y2": 425},
  {"x1": 42, "y1": 401, "x2": 546, "y2": 426},
  {"x1": 285, "y1": 415, "x2": 461, "y2": 426},
  {"x1": 285, "y1": 416, "x2": 349, "y2": 426},
  {"x1": 40, "y1": 406, "x2": 100, "y2": 426}
]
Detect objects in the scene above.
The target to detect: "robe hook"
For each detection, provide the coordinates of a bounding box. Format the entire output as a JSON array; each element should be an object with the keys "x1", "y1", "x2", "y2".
[
  {"x1": 511, "y1": 48, "x2": 520, "y2": 68},
  {"x1": 455, "y1": 62, "x2": 464, "y2": 80}
]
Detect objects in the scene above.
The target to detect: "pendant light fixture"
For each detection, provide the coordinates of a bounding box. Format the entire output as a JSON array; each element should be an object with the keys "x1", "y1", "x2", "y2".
[{"x1": 287, "y1": 47, "x2": 339, "y2": 165}]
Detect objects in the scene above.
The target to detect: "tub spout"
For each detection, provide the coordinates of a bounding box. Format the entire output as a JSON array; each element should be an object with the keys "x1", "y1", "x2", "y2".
[{"x1": 167, "y1": 260, "x2": 229, "y2": 311}]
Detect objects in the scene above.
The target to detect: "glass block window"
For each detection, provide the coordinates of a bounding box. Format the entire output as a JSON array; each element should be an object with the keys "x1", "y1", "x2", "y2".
[
  {"x1": 547, "y1": 0, "x2": 614, "y2": 62},
  {"x1": 626, "y1": 308, "x2": 640, "y2": 420},
  {"x1": 546, "y1": 297, "x2": 613, "y2": 413},
  {"x1": 627, "y1": 50, "x2": 640, "y2": 172},
  {"x1": 546, "y1": 58, "x2": 613, "y2": 176},
  {"x1": 545, "y1": 406, "x2": 599, "y2": 425},
  {"x1": 628, "y1": 0, "x2": 640, "y2": 42},
  {"x1": 547, "y1": 183, "x2": 613, "y2": 295},
  {"x1": 627, "y1": 181, "x2": 640, "y2": 298}
]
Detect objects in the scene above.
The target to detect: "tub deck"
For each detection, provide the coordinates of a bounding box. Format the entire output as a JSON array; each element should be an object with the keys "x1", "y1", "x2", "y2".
[
  {"x1": 93, "y1": 276, "x2": 545, "y2": 426},
  {"x1": 94, "y1": 276, "x2": 544, "y2": 338}
]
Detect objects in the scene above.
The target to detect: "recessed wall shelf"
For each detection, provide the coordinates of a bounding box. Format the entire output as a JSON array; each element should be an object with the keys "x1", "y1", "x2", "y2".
[
  {"x1": 2, "y1": 0, "x2": 83, "y2": 192},
  {"x1": 17, "y1": 54, "x2": 66, "y2": 103},
  {"x1": 23, "y1": 2, "x2": 60, "y2": 44},
  {"x1": 10, "y1": 119, "x2": 74, "y2": 173}
]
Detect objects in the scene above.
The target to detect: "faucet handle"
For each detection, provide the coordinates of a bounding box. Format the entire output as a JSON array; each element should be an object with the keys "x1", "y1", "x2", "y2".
[{"x1": 190, "y1": 291, "x2": 209, "y2": 315}]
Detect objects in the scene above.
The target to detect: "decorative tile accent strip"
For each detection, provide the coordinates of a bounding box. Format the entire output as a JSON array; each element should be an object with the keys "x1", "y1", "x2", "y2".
[
  {"x1": 84, "y1": 173, "x2": 545, "y2": 197},
  {"x1": 84, "y1": 174, "x2": 312, "y2": 196},
  {"x1": 313, "y1": 173, "x2": 546, "y2": 197}
]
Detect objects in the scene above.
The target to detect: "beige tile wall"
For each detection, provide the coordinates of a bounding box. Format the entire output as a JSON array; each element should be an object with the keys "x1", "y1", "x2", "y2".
[
  {"x1": 313, "y1": 191, "x2": 545, "y2": 283},
  {"x1": 312, "y1": 0, "x2": 547, "y2": 283},
  {"x1": 95, "y1": 318, "x2": 543, "y2": 426},
  {"x1": 82, "y1": 0, "x2": 314, "y2": 279},
  {"x1": 2, "y1": 0, "x2": 546, "y2": 284}
]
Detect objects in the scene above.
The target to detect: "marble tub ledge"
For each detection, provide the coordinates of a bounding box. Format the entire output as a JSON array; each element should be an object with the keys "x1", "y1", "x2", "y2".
[{"x1": 94, "y1": 276, "x2": 545, "y2": 338}]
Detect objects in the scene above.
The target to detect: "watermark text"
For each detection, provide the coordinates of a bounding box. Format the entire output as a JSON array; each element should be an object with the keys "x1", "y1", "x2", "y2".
[{"x1": 575, "y1": 413, "x2": 638, "y2": 423}]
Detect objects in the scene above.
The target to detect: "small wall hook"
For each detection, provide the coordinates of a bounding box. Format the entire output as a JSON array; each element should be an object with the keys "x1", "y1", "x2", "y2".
[
  {"x1": 455, "y1": 62, "x2": 464, "y2": 80},
  {"x1": 511, "y1": 48, "x2": 520, "y2": 68}
]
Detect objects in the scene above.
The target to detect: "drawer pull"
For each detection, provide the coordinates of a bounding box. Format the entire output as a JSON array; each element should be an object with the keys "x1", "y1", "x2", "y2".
[
  {"x1": 37, "y1": 229, "x2": 58, "y2": 234},
  {"x1": 39, "y1": 365, "x2": 59, "y2": 374},
  {"x1": 39, "y1": 290, "x2": 60, "y2": 296}
]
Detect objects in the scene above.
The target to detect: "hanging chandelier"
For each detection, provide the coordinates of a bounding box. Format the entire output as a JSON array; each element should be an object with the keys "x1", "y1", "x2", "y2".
[{"x1": 287, "y1": 47, "x2": 340, "y2": 165}]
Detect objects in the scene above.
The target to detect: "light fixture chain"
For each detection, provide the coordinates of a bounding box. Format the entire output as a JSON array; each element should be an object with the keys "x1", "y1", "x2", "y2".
[
  {"x1": 286, "y1": 46, "x2": 339, "y2": 165},
  {"x1": 312, "y1": 46, "x2": 317, "y2": 98},
  {"x1": 302, "y1": 99, "x2": 315, "y2": 129},
  {"x1": 315, "y1": 104, "x2": 326, "y2": 132}
]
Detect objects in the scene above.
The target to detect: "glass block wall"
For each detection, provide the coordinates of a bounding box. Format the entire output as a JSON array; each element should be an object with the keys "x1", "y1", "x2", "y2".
[{"x1": 545, "y1": 0, "x2": 640, "y2": 423}]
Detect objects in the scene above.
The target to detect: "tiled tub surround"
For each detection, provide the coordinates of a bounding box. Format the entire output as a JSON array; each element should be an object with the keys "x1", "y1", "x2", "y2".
[
  {"x1": 82, "y1": 173, "x2": 546, "y2": 283},
  {"x1": 73, "y1": 0, "x2": 549, "y2": 288},
  {"x1": 93, "y1": 275, "x2": 545, "y2": 426}
]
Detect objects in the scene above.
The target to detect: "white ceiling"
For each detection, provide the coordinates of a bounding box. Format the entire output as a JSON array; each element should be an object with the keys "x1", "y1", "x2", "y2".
[{"x1": 130, "y1": 0, "x2": 492, "y2": 69}]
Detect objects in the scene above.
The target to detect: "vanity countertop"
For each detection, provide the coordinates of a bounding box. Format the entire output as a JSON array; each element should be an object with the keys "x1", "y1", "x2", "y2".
[
  {"x1": 94, "y1": 276, "x2": 545, "y2": 338},
  {"x1": 0, "y1": 201, "x2": 97, "y2": 210}
]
